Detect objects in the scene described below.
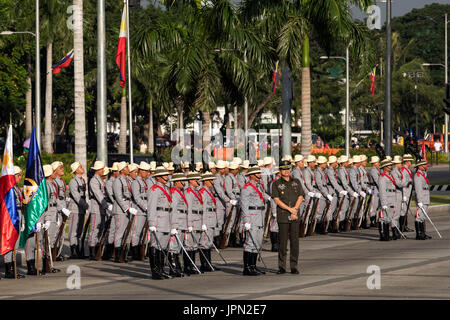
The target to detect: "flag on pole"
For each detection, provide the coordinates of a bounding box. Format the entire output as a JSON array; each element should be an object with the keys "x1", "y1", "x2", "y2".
[
  {"x1": 116, "y1": 4, "x2": 127, "y2": 88},
  {"x1": 0, "y1": 125, "x2": 19, "y2": 255},
  {"x1": 52, "y1": 49, "x2": 74, "y2": 74},
  {"x1": 19, "y1": 127, "x2": 48, "y2": 248},
  {"x1": 272, "y1": 61, "x2": 279, "y2": 95},
  {"x1": 369, "y1": 67, "x2": 376, "y2": 97},
  {"x1": 420, "y1": 138, "x2": 427, "y2": 161}
]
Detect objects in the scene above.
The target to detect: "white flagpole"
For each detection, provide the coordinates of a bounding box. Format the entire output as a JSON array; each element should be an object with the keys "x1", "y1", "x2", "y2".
[{"x1": 126, "y1": 0, "x2": 134, "y2": 163}]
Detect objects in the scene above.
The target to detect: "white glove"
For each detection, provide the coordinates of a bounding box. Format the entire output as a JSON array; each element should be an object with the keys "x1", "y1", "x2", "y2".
[
  {"x1": 36, "y1": 222, "x2": 42, "y2": 232},
  {"x1": 353, "y1": 192, "x2": 359, "y2": 198},
  {"x1": 43, "y1": 221, "x2": 51, "y2": 231},
  {"x1": 66, "y1": 197, "x2": 71, "y2": 203},
  {"x1": 149, "y1": 226, "x2": 157, "y2": 232},
  {"x1": 129, "y1": 208, "x2": 137, "y2": 215},
  {"x1": 21, "y1": 224, "x2": 25, "y2": 232},
  {"x1": 57, "y1": 219, "x2": 61, "y2": 227},
  {"x1": 382, "y1": 205, "x2": 388, "y2": 210},
  {"x1": 201, "y1": 224, "x2": 207, "y2": 231},
  {"x1": 403, "y1": 196, "x2": 407, "y2": 203},
  {"x1": 368, "y1": 189, "x2": 373, "y2": 195},
  {"x1": 188, "y1": 226, "x2": 193, "y2": 232},
  {"x1": 360, "y1": 191, "x2": 366, "y2": 198},
  {"x1": 418, "y1": 202, "x2": 424, "y2": 208},
  {"x1": 266, "y1": 196, "x2": 272, "y2": 202},
  {"x1": 339, "y1": 190, "x2": 348, "y2": 196},
  {"x1": 230, "y1": 200, "x2": 238, "y2": 206},
  {"x1": 170, "y1": 228, "x2": 178, "y2": 235},
  {"x1": 308, "y1": 192, "x2": 315, "y2": 198},
  {"x1": 61, "y1": 208, "x2": 71, "y2": 217},
  {"x1": 326, "y1": 194, "x2": 333, "y2": 202},
  {"x1": 244, "y1": 222, "x2": 251, "y2": 231},
  {"x1": 272, "y1": 213, "x2": 277, "y2": 218},
  {"x1": 315, "y1": 193, "x2": 322, "y2": 199},
  {"x1": 108, "y1": 204, "x2": 113, "y2": 211}
]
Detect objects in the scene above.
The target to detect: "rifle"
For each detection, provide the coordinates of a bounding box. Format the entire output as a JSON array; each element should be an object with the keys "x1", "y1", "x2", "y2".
[
  {"x1": 219, "y1": 205, "x2": 235, "y2": 249},
  {"x1": 139, "y1": 220, "x2": 149, "y2": 260},
  {"x1": 344, "y1": 197, "x2": 357, "y2": 232},
  {"x1": 401, "y1": 167, "x2": 417, "y2": 231},
  {"x1": 306, "y1": 197, "x2": 321, "y2": 236},
  {"x1": 43, "y1": 229, "x2": 52, "y2": 273},
  {"x1": 79, "y1": 214, "x2": 91, "y2": 258},
  {"x1": 359, "y1": 193, "x2": 373, "y2": 229},
  {"x1": 331, "y1": 195, "x2": 345, "y2": 232},
  {"x1": 299, "y1": 197, "x2": 314, "y2": 238},
  {"x1": 51, "y1": 215, "x2": 68, "y2": 261},
  {"x1": 95, "y1": 215, "x2": 113, "y2": 261},
  {"x1": 351, "y1": 195, "x2": 365, "y2": 230},
  {"x1": 231, "y1": 206, "x2": 242, "y2": 245},
  {"x1": 320, "y1": 200, "x2": 333, "y2": 233},
  {"x1": 263, "y1": 204, "x2": 272, "y2": 239},
  {"x1": 119, "y1": 214, "x2": 136, "y2": 263}
]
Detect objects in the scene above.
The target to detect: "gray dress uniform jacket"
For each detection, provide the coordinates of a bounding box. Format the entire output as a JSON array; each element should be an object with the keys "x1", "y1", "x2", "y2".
[
  {"x1": 391, "y1": 167, "x2": 404, "y2": 223},
  {"x1": 185, "y1": 186, "x2": 203, "y2": 249},
  {"x1": 106, "y1": 176, "x2": 115, "y2": 204},
  {"x1": 414, "y1": 170, "x2": 430, "y2": 222},
  {"x1": 147, "y1": 181, "x2": 172, "y2": 249},
  {"x1": 241, "y1": 181, "x2": 266, "y2": 253},
  {"x1": 112, "y1": 175, "x2": 132, "y2": 216},
  {"x1": 54, "y1": 177, "x2": 68, "y2": 214},
  {"x1": 169, "y1": 187, "x2": 188, "y2": 253},
  {"x1": 401, "y1": 166, "x2": 414, "y2": 216},
  {"x1": 237, "y1": 173, "x2": 247, "y2": 190},
  {"x1": 369, "y1": 167, "x2": 381, "y2": 217},
  {"x1": 213, "y1": 173, "x2": 229, "y2": 229},
  {"x1": 131, "y1": 177, "x2": 148, "y2": 215},
  {"x1": 359, "y1": 167, "x2": 371, "y2": 193},
  {"x1": 292, "y1": 167, "x2": 308, "y2": 219},
  {"x1": 378, "y1": 172, "x2": 396, "y2": 224},
  {"x1": 304, "y1": 167, "x2": 318, "y2": 194},
  {"x1": 225, "y1": 174, "x2": 240, "y2": 201},
  {"x1": 89, "y1": 175, "x2": 108, "y2": 216},
  {"x1": 199, "y1": 185, "x2": 218, "y2": 248}
]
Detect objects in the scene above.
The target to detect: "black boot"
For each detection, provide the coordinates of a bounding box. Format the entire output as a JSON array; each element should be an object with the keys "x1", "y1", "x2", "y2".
[
  {"x1": 158, "y1": 250, "x2": 171, "y2": 279},
  {"x1": 379, "y1": 222, "x2": 386, "y2": 241},
  {"x1": 114, "y1": 247, "x2": 121, "y2": 263},
  {"x1": 149, "y1": 247, "x2": 163, "y2": 280},
  {"x1": 422, "y1": 222, "x2": 432, "y2": 239},
  {"x1": 183, "y1": 251, "x2": 193, "y2": 276},
  {"x1": 4, "y1": 263, "x2": 14, "y2": 279},
  {"x1": 207, "y1": 249, "x2": 220, "y2": 271},
  {"x1": 102, "y1": 244, "x2": 112, "y2": 261},
  {"x1": 415, "y1": 221, "x2": 426, "y2": 240},
  {"x1": 252, "y1": 253, "x2": 265, "y2": 275},
  {"x1": 69, "y1": 245, "x2": 78, "y2": 259},
  {"x1": 370, "y1": 216, "x2": 376, "y2": 228},
  {"x1": 89, "y1": 246, "x2": 96, "y2": 260},
  {"x1": 168, "y1": 252, "x2": 182, "y2": 277},
  {"x1": 391, "y1": 227, "x2": 398, "y2": 240},
  {"x1": 270, "y1": 232, "x2": 279, "y2": 252},
  {"x1": 403, "y1": 215, "x2": 413, "y2": 232},
  {"x1": 243, "y1": 251, "x2": 258, "y2": 276},
  {"x1": 199, "y1": 249, "x2": 211, "y2": 272},
  {"x1": 384, "y1": 223, "x2": 391, "y2": 241},
  {"x1": 26, "y1": 259, "x2": 39, "y2": 276},
  {"x1": 174, "y1": 253, "x2": 184, "y2": 277},
  {"x1": 190, "y1": 250, "x2": 202, "y2": 274},
  {"x1": 10, "y1": 262, "x2": 25, "y2": 279}
]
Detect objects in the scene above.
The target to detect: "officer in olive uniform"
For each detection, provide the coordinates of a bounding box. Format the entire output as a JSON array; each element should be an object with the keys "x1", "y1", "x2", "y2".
[
  {"x1": 272, "y1": 160, "x2": 304, "y2": 275},
  {"x1": 378, "y1": 159, "x2": 397, "y2": 241},
  {"x1": 414, "y1": 160, "x2": 432, "y2": 240}
]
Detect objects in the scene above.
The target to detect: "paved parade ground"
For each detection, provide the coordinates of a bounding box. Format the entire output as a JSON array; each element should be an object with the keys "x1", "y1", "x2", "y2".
[{"x1": 1, "y1": 204, "x2": 449, "y2": 300}]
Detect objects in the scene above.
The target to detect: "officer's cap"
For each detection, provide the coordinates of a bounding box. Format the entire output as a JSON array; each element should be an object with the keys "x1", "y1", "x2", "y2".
[{"x1": 279, "y1": 160, "x2": 292, "y2": 170}]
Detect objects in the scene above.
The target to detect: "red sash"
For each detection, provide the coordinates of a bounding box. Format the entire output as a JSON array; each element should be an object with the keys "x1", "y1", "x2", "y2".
[
  {"x1": 402, "y1": 167, "x2": 412, "y2": 180},
  {"x1": 171, "y1": 187, "x2": 188, "y2": 207},
  {"x1": 381, "y1": 172, "x2": 396, "y2": 187},
  {"x1": 416, "y1": 171, "x2": 429, "y2": 185},
  {"x1": 187, "y1": 187, "x2": 203, "y2": 205},
  {"x1": 244, "y1": 182, "x2": 264, "y2": 204},
  {"x1": 200, "y1": 187, "x2": 216, "y2": 206},
  {"x1": 152, "y1": 184, "x2": 172, "y2": 202},
  {"x1": 52, "y1": 181, "x2": 59, "y2": 198}
]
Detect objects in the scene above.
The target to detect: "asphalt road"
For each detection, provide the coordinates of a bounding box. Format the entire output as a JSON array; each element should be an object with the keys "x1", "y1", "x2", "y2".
[{"x1": 2, "y1": 207, "x2": 450, "y2": 300}]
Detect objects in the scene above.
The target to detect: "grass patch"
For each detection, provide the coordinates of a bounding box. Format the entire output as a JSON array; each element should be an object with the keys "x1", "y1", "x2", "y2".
[
  {"x1": 410, "y1": 195, "x2": 450, "y2": 207},
  {"x1": 431, "y1": 179, "x2": 450, "y2": 186}
]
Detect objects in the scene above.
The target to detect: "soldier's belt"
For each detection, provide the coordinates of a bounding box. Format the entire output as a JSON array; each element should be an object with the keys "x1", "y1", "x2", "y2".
[
  {"x1": 249, "y1": 206, "x2": 265, "y2": 210},
  {"x1": 192, "y1": 210, "x2": 202, "y2": 214},
  {"x1": 177, "y1": 209, "x2": 187, "y2": 214},
  {"x1": 48, "y1": 203, "x2": 56, "y2": 207},
  {"x1": 156, "y1": 207, "x2": 170, "y2": 212},
  {"x1": 206, "y1": 208, "x2": 215, "y2": 212},
  {"x1": 58, "y1": 196, "x2": 65, "y2": 200},
  {"x1": 387, "y1": 189, "x2": 395, "y2": 192},
  {"x1": 141, "y1": 196, "x2": 148, "y2": 200}
]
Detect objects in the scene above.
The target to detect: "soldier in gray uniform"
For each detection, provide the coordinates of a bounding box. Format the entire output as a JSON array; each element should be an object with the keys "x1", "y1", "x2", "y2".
[
  {"x1": 168, "y1": 172, "x2": 189, "y2": 277},
  {"x1": 303, "y1": 155, "x2": 319, "y2": 226},
  {"x1": 101, "y1": 162, "x2": 118, "y2": 260},
  {"x1": 337, "y1": 156, "x2": 354, "y2": 229},
  {"x1": 199, "y1": 172, "x2": 221, "y2": 272},
  {"x1": 268, "y1": 168, "x2": 280, "y2": 251},
  {"x1": 224, "y1": 162, "x2": 241, "y2": 247},
  {"x1": 378, "y1": 159, "x2": 396, "y2": 241},
  {"x1": 241, "y1": 166, "x2": 267, "y2": 276},
  {"x1": 358, "y1": 155, "x2": 371, "y2": 227},
  {"x1": 314, "y1": 156, "x2": 335, "y2": 233},
  {"x1": 88, "y1": 161, "x2": 109, "y2": 260},
  {"x1": 390, "y1": 155, "x2": 404, "y2": 238},
  {"x1": 326, "y1": 156, "x2": 345, "y2": 232},
  {"x1": 236, "y1": 160, "x2": 249, "y2": 189},
  {"x1": 185, "y1": 172, "x2": 204, "y2": 273},
  {"x1": 3, "y1": 166, "x2": 26, "y2": 278},
  {"x1": 147, "y1": 166, "x2": 172, "y2": 280},
  {"x1": 349, "y1": 156, "x2": 364, "y2": 224},
  {"x1": 112, "y1": 162, "x2": 137, "y2": 262},
  {"x1": 213, "y1": 160, "x2": 230, "y2": 246},
  {"x1": 130, "y1": 162, "x2": 150, "y2": 260},
  {"x1": 368, "y1": 156, "x2": 381, "y2": 228},
  {"x1": 291, "y1": 155, "x2": 307, "y2": 221},
  {"x1": 67, "y1": 162, "x2": 89, "y2": 259},
  {"x1": 414, "y1": 160, "x2": 432, "y2": 240},
  {"x1": 400, "y1": 154, "x2": 414, "y2": 232}
]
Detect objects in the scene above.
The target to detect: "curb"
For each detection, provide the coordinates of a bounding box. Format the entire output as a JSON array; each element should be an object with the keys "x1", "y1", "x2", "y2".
[{"x1": 428, "y1": 204, "x2": 450, "y2": 214}]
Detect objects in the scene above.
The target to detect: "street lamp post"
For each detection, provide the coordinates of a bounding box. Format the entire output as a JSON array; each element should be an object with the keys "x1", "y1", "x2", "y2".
[
  {"x1": 385, "y1": 0, "x2": 392, "y2": 157},
  {"x1": 320, "y1": 46, "x2": 350, "y2": 157}
]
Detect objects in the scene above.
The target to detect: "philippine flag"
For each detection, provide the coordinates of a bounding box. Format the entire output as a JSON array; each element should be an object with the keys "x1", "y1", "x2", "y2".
[
  {"x1": 52, "y1": 49, "x2": 74, "y2": 75},
  {"x1": 116, "y1": 4, "x2": 127, "y2": 88},
  {"x1": 0, "y1": 125, "x2": 19, "y2": 255}
]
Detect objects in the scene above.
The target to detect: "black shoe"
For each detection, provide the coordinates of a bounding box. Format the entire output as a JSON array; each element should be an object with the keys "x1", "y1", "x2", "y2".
[
  {"x1": 174, "y1": 253, "x2": 185, "y2": 277},
  {"x1": 276, "y1": 268, "x2": 286, "y2": 274},
  {"x1": 69, "y1": 245, "x2": 78, "y2": 259},
  {"x1": 114, "y1": 247, "x2": 121, "y2": 263},
  {"x1": 183, "y1": 251, "x2": 193, "y2": 276},
  {"x1": 370, "y1": 217, "x2": 376, "y2": 228},
  {"x1": 168, "y1": 252, "x2": 182, "y2": 277},
  {"x1": 26, "y1": 260, "x2": 39, "y2": 276},
  {"x1": 149, "y1": 247, "x2": 163, "y2": 280},
  {"x1": 89, "y1": 246, "x2": 96, "y2": 260},
  {"x1": 4, "y1": 263, "x2": 14, "y2": 279},
  {"x1": 422, "y1": 222, "x2": 432, "y2": 239},
  {"x1": 102, "y1": 244, "x2": 113, "y2": 261},
  {"x1": 243, "y1": 251, "x2": 258, "y2": 276},
  {"x1": 251, "y1": 253, "x2": 265, "y2": 275},
  {"x1": 415, "y1": 221, "x2": 426, "y2": 240},
  {"x1": 291, "y1": 268, "x2": 299, "y2": 275},
  {"x1": 391, "y1": 227, "x2": 398, "y2": 240},
  {"x1": 384, "y1": 223, "x2": 391, "y2": 241},
  {"x1": 207, "y1": 249, "x2": 220, "y2": 271},
  {"x1": 157, "y1": 250, "x2": 171, "y2": 279}
]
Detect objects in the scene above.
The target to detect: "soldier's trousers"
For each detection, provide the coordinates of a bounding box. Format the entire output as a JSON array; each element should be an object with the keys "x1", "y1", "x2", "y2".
[
  {"x1": 278, "y1": 221, "x2": 300, "y2": 270},
  {"x1": 199, "y1": 229, "x2": 215, "y2": 249},
  {"x1": 401, "y1": 189, "x2": 412, "y2": 217},
  {"x1": 415, "y1": 204, "x2": 428, "y2": 223},
  {"x1": 216, "y1": 206, "x2": 226, "y2": 237},
  {"x1": 392, "y1": 192, "x2": 403, "y2": 227},
  {"x1": 300, "y1": 196, "x2": 313, "y2": 221},
  {"x1": 315, "y1": 198, "x2": 327, "y2": 221},
  {"x1": 185, "y1": 230, "x2": 202, "y2": 251},
  {"x1": 222, "y1": 205, "x2": 237, "y2": 241},
  {"x1": 337, "y1": 195, "x2": 349, "y2": 222},
  {"x1": 149, "y1": 231, "x2": 170, "y2": 250},
  {"x1": 42, "y1": 210, "x2": 59, "y2": 247},
  {"x1": 168, "y1": 230, "x2": 187, "y2": 254},
  {"x1": 25, "y1": 233, "x2": 40, "y2": 261},
  {"x1": 380, "y1": 205, "x2": 394, "y2": 224},
  {"x1": 68, "y1": 212, "x2": 85, "y2": 246},
  {"x1": 88, "y1": 212, "x2": 106, "y2": 247},
  {"x1": 369, "y1": 191, "x2": 380, "y2": 218},
  {"x1": 130, "y1": 215, "x2": 146, "y2": 246},
  {"x1": 3, "y1": 236, "x2": 20, "y2": 263},
  {"x1": 323, "y1": 196, "x2": 338, "y2": 222},
  {"x1": 112, "y1": 214, "x2": 129, "y2": 248},
  {"x1": 269, "y1": 199, "x2": 279, "y2": 232},
  {"x1": 349, "y1": 195, "x2": 360, "y2": 219},
  {"x1": 243, "y1": 226, "x2": 263, "y2": 253}
]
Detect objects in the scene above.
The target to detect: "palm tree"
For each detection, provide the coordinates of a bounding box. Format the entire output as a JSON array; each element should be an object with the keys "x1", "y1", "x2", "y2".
[{"x1": 73, "y1": 0, "x2": 87, "y2": 174}]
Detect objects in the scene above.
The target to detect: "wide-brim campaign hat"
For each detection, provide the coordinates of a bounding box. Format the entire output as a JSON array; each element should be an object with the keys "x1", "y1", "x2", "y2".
[
  {"x1": 51, "y1": 161, "x2": 63, "y2": 171},
  {"x1": 392, "y1": 155, "x2": 402, "y2": 164},
  {"x1": 229, "y1": 162, "x2": 239, "y2": 170},
  {"x1": 338, "y1": 155, "x2": 349, "y2": 164},
  {"x1": 316, "y1": 156, "x2": 327, "y2": 164},
  {"x1": 241, "y1": 160, "x2": 250, "y2": 169},
  {"x1": 208, "y1": 161, "x2": 216, "y2": 169},
  {"x1": 171, "y1": 172, "x2": 188, "y2": 182},
  {"x1": 117, "y1": 161, "x2": 128, "y2": 172},
  {"x1": 380, "y1": 159, "x2": 393, "y2": 169},
  {"x1": 281, "y1": 155, "x2": 292, "y2": 162},
  {"x1": 306, "y1": 155, "x2": 316, "y2": 163},
  {"x1": 246, "y1": 166, "x2": 262, "y2": 176},
  {"x1": 403, "y1": 154, "x2": 414, "y2": 162},
  {"x1": 273, "y1": 167, "x2": 280, "y2": 174},
  {"x1": 263, "y1": 156, "x2": 273, "y2": 166},
  {"x1": 279, "y1": 160, "x2": 292, "y2": 170},
  {"x1": 91, "y1": 160, "x2": 105, "y2": 171},
  {"x1": 385, "y1": 156, "x2": 392, "y2": 161},
  {"x1": 153, "y1": 166, "x2": 170, "y2": 177},
  {"x1": 195, "y1": 162, "x2": 203, "y2": 170},
  {"x1": 103, "y1": 167, "x2": 110, "y2": 176},
  {"x1": 186, "y1": 172, "x2": 201, "y2": 180},
  {"x1": 71, "y1": 161, "x2": 81, "y2": 173},
  {"x1": 232, "y1": 157, "x2": 242, "y2": 165},
  {"x1": 149, "y1": 161, "x2": 157, "y2": 171},
  {"x1": 128, "y1": 163, "x2": 138, "y2": 172},
  {"x1": 294, "y1": 154, "x2": 304, "y2": 163},
  {"x1": 415, "y1": 160, "x2": 427, "y2": 167},
  {"x1": 14, "y1": 166, "x2": 22, "y2": 175},
  {"x1": 201, "y1": 171, "x2": 216, "y2": 181},
  {"x1": 111, "y1": 162, "x2": 119, "y2": 171},
  {"x1": 352, "y1": 155, "x2": 362, "y2": 163},
  {"x1": 43, "y1": 164, "x2": 53, "y2": 178},
  {"x1": 167, "y1": 162, "x2": 175, "y2": 171},
  {"x1": 360, "y1": 155, "x2": 368, "y2": 162},
  {"x1": 139, "y1": 161, "x2": 150, "y2": 171},
  {"x1": 370, "y1": 156, "x2": 380, "y2": 164},
  {"x1": 216, "y1": 160, "x2": 227, "y2": 169},
  {"x1": 257, "y1": 160, "x2": 264, "y2": 167},
  {"x1": 348, "y1": 158, "x2": 354, "y2": 165},
  {"x1": 328, "y1": 156, "x2": 337, "y2": 165}
]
